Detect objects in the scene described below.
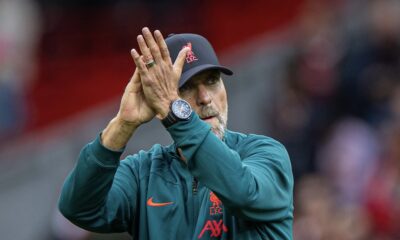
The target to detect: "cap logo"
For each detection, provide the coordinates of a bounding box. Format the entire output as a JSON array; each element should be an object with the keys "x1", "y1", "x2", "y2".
[{"x1": 183, "y1": 42, "x2": 198, "y2": 63}]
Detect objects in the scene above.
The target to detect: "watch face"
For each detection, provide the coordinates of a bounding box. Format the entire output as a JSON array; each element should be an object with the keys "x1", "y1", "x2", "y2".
[{"x1": 171, "y1": 99, "x2": 192, "y2": 120}]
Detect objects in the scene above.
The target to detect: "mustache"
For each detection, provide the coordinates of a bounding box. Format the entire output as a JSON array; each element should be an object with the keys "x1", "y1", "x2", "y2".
[{"x1": 198, "y1": 106, "x2": 219, "y2": 119}]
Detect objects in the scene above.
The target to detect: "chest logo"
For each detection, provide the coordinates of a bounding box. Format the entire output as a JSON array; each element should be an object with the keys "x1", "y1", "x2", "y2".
[
  {"x1": 209, "y1": 192, "x2": 223, "y2": 215},
  {"x1": 183, "y1": 42, "x2": 198, "y2": 63},
  {"x1": 147, "y1": 197, "x2": 173, "y2": 207}
]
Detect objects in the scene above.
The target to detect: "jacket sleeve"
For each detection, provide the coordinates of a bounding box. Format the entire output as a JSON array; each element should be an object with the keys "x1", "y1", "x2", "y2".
[
  {"x1": 167, "y1": 113, "x2": 293, "y2": 222},
  {"x1": 58, "y1": 135, "x2": 138, "y2": 233}
]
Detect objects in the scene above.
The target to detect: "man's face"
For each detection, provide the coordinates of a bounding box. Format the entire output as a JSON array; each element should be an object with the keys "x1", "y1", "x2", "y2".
[{"x1": 179, "y1": 70, "x2": 228, "y2": 139}]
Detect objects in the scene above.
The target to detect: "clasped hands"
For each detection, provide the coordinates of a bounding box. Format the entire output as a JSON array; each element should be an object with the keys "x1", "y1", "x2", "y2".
[{"x1": 117, "y1": 27, "x2": 190, "y2": 128}]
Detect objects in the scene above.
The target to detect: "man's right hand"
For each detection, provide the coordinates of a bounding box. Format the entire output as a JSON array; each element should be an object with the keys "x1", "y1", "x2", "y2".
[{"x1": 101, "y1": 68, "x2": 155, "y2": 151}]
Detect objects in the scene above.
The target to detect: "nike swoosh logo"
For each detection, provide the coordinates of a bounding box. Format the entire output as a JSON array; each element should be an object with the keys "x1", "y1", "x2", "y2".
[{"x1": 147, "y1": 197, "x2": 173, "y2": 207}]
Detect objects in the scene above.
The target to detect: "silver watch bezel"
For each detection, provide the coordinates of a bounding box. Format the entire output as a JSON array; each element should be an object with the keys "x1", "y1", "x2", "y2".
[{"x1": 171, "y1": 99, "x2": 192, "y2": 120}]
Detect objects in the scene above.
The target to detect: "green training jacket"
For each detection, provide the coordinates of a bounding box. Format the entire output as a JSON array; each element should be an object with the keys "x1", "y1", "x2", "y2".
[{"x1": 59, "y1": 113, "x2": 294, "y2": 239}]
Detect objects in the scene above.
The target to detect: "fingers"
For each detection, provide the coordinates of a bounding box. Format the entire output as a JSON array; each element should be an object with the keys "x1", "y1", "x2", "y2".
[
  {"x1": 130, "y1": 49, "x2": 149, "y2": 77},
  {"x1": 173, "y1": 47, "x2": 190, "y2": 77},
  {"x1": 137, "y1": 35, "x2": 153, "y2": 65},
  {"x1": 128, "y1": 56, "x2": 144, "y2": 93},
  {"x1": 142, "y1": 27, "x2": 163, "y2": 63},
  {"x1": 154, "y1": 30, "x2": 172, "y2": 65}
]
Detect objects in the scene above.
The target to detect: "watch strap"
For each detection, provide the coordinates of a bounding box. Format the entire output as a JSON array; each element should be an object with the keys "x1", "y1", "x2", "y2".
[{"x1": 161, "y1": 110, "x2": 178, "y2": 128}]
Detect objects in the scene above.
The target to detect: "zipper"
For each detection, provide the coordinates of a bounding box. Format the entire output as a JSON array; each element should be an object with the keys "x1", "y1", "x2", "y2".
[
  {"x1": 192, "y1": 177, "x2": 199, "y2": 239},
  {"x1": 192, "y1": 177, "x2": 198, "y2": 195}
]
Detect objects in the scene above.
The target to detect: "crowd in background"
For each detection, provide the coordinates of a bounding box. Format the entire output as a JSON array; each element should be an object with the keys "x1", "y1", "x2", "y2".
[
  {"x1": 269, "y1": 0, "x2": 400, "y2": 239},
  {"x1": 0, "y1": 0, "x2": 41, "y2": 141}
]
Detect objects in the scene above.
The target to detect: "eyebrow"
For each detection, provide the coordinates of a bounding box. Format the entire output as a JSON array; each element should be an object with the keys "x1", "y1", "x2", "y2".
[{"x1": 185, "y1": 71, "x2": 220, "y2": 87}]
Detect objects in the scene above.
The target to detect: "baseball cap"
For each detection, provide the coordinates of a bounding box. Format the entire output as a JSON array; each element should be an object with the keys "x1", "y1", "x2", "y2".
[{"x1": 165, "y1": 33, "x2": 233, "y2": 88}]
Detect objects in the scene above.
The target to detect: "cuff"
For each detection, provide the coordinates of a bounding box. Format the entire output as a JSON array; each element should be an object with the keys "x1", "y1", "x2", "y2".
[
  {"x1": 166, "y1": 112, "x2": 211, "y2": 147},
  {"x1": 88, "y1": 133, "x2": 125, "y2": 168}
]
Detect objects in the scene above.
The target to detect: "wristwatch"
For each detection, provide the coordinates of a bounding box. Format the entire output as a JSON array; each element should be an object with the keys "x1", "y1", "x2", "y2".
[{"x1": 161, "y1": 99, "x2": 193, "y2": 128}]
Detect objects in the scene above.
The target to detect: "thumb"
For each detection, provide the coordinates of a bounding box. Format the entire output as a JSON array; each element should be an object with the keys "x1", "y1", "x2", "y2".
[
  {"x1": 130, "y1": 68, "x2": 140, "y2": 83},
  {"x1": 173, "y1": 47, "x2": 190, "y2": 77},
  {"x1": 126, "y1": 68, "x2": 141, "y2": 92}
]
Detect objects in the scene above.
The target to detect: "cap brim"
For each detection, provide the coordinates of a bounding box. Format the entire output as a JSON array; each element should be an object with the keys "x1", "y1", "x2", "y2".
[{"x1": 179, "y1": 64, "x2": 233, "y2": 88}]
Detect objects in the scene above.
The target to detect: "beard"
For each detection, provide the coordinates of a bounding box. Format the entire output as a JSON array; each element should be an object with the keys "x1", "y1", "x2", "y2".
[{"x1": 199, "y1": 105, "x2": 228, "y2": 139}]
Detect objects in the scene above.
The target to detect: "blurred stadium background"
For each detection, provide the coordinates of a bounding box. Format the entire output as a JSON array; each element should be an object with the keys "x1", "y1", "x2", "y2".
[{"x1": 1, "y1": 0, "x2": 400, "y2": 239}]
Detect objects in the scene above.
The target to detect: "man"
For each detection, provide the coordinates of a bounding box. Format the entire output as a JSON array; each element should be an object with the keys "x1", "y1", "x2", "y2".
[{"x1": 59, "y1": 27, "x2": 294, "y2": 240}]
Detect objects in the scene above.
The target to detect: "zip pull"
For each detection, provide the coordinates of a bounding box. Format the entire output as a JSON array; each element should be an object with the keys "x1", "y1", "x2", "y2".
[{"x1": 192, "y1": 177, "x2": 198, "y2": 194}]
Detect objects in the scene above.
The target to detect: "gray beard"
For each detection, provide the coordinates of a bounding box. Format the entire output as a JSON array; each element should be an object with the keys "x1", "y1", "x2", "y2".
[
  {"x1": 199, "y1": 105, "x2": 228, "y2": 140},
  {"x1": 213, "y1": 111, "x2": 227, "y2": 139}
]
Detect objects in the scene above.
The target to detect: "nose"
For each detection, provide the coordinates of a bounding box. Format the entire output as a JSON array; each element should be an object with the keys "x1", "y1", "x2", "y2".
[{"x1": 196, "y1": 85, "x2": 212, "y2": 106}]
